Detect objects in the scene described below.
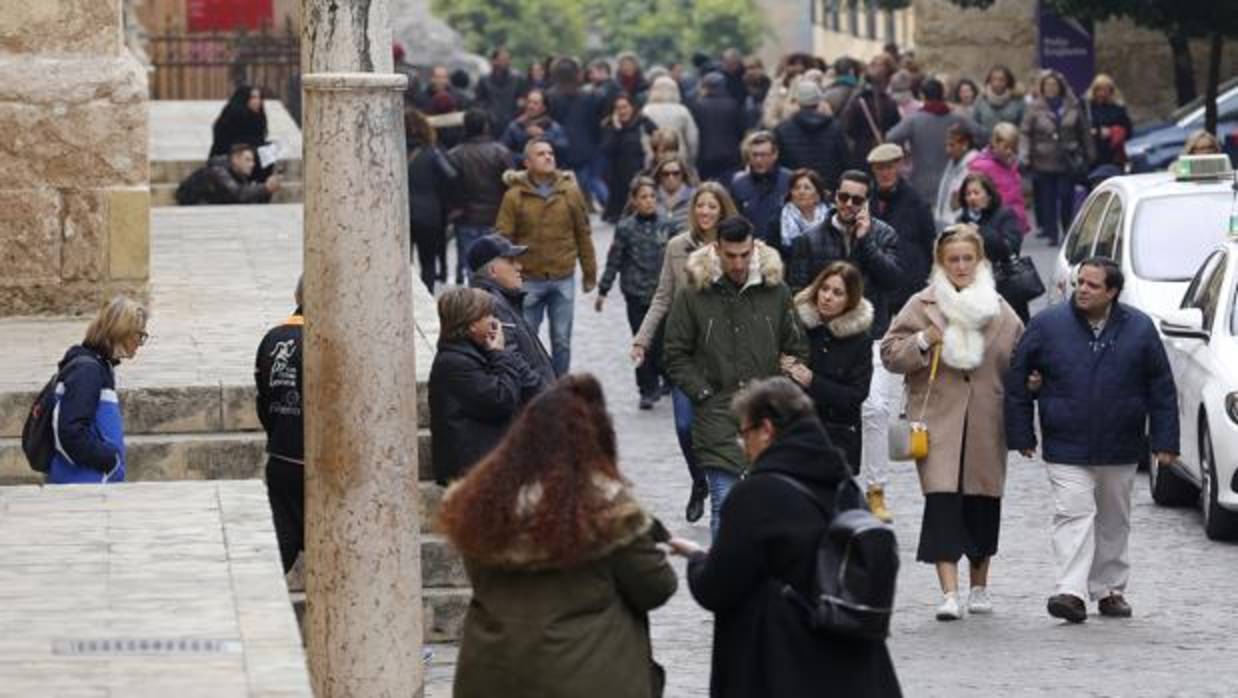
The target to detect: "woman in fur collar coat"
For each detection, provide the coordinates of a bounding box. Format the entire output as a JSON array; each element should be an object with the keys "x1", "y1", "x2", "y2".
[
  {"x1": 439, "y1": 374, "x2": 677, "y2": 698},
  {"x1": 787, "y1": 261, "x2": 874, "y2": 472},
  {"x1": 880, "y1": 224, "x2": 1023, "y2": 621}
]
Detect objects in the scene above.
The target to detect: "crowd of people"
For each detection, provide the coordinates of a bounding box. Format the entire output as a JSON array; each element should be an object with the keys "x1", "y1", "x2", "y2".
[{"x1": 40, "y1": 39, "x2": 1211, "y2": 698}]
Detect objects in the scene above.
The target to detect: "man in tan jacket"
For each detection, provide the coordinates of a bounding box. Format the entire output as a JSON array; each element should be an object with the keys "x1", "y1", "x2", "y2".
[{"x1": 495, "y1": 138, "x2": 597, "y2": 376}]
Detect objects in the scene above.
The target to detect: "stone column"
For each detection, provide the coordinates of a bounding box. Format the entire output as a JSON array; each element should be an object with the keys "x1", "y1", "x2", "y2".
[
  {"x1": 301, "y1": 2, "x2": 422, "y2": 696},
  {"x1": 0, "y1": 1, "x2": 150, "y2": 317}
]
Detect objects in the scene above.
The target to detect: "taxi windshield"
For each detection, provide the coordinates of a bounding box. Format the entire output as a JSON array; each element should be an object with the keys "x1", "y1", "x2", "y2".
[{"x1": 1131, "y1": 192, "x2": 1235, "y2": 282}]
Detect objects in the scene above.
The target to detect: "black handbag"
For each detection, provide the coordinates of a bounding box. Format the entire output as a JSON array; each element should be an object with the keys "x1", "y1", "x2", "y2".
[{"x1": 995, "y1": 254, "x2": 1046, "y2": 303}]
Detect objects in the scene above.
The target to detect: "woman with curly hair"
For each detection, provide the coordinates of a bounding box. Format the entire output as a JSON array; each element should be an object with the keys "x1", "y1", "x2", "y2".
[{"x1": 439, "y1": 374, "x2": 678, "y2": 698}]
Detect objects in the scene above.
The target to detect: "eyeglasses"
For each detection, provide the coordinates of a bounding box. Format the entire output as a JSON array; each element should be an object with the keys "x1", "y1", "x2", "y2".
[
  {"x1": 837, "y1": 192, "x2": 867, "y2": 206},
  {"x1": 660, "y1": 169, "x2": 683, "y2": 178}
]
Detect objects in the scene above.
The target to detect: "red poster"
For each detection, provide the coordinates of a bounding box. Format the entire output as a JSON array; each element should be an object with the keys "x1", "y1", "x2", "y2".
[{"x1": 187, "y1": 0, "x2": 275, "y2": 32}]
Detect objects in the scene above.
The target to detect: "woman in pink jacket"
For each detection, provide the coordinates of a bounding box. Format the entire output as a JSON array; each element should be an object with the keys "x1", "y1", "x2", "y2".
[{"x1": 968, "y1": 122, "x2": 1028, "y2": 234}]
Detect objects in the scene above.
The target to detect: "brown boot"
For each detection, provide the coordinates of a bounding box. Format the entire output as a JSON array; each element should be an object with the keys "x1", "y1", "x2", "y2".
[{"x1": 866, "y1": 485, "x2": 893, "y2": 523}]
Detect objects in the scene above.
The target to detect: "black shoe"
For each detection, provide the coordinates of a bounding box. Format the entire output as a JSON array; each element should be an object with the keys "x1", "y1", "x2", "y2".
[
  {"x1": 1098, "y1": 594, "x2": 1132, "y2": 618},
  {"x1": 1047, "y1": 594, "x2": 1087, "y2": 623},
  {"x1": 685, "y1": 481, "x2": 708, "y2": 523},
  {"x1": 638, "y1": 395, "x2": 654, "y2": 410}
]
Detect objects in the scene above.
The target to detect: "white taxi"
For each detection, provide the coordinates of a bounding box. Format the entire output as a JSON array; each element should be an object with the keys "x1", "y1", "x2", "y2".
[
  {"x1": 1051, "y1": 155, "x2": 1238, "y2": 324},
  {"x1": 1156, "y1": 239, "x2": 1238, "y2": 540}
]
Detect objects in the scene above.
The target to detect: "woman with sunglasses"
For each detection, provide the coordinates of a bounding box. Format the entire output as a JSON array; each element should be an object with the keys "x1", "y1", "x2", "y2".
[
  {"x1": 652, "y1": 156, "x2": 697, "y2": 232},
  {"x1": 48, "y1": 296, "x2": 149, "y2": 484}
]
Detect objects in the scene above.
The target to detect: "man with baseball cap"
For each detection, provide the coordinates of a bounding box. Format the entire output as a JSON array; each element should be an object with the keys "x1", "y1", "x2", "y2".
[
  {"x1": 467, "y1": 233, "x2": 555, "y2": 390},
  {"x1": 773, "y1": 79, "x2": 848, "y2": 190}
]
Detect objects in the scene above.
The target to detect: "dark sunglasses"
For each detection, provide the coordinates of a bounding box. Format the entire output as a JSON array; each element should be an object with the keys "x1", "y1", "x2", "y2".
[{"x1": 836, "y1": 192, "x2": 867, "y2": 206}]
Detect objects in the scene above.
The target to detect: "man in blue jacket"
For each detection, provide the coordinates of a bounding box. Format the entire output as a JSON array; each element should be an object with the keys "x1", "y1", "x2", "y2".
[{"x1": 1005, "y1": 257, "x2": 1178, "y2": 624}]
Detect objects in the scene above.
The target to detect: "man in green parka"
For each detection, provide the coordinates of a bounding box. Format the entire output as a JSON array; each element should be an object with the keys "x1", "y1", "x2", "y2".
[{"x1": 663, "y1": 215, "x2": 808, "y2": 537}]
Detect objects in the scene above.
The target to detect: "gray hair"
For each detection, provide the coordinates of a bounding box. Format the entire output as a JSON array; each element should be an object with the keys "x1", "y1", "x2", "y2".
[{"x1": 730, "y1": 377, "x2": 816, "y2": 432}]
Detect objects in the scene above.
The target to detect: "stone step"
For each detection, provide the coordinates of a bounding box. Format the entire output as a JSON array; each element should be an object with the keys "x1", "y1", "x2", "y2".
[
  {"x1": 289, "y1": 585, "x2": 470, "y2": 643},
  {"x1": 150, "y1": 181, "x2": 304, "y2": 208},
  {"x1": 0, "y1": 428, "x2": 438, "y2": 487},
  {"x1": 151, "y1": 158, "x2": 304, "y2": 186},
  {"x1": 0, "y1": 382, "x2": 431, "y2": 438}
]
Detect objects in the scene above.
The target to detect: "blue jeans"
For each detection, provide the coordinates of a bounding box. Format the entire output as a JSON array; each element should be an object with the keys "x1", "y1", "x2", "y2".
[
  {"x1": 671, "y1": 388, "x2": 701, "y2": 485},
  {"x1": 705, "y1": 467, "x2": 739, "y2": 540},
  {"x1": 454, "y1": 224, "x2": 492, "y2": 284},
  {"x1": 522, "y1": 276, "x2": 575, "y2": 377},
  {"x1": 1032, "y1": 172, "x2": 1076, "y2": 244}
]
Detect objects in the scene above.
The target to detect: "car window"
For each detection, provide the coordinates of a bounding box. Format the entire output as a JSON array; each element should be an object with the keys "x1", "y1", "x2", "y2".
[
  {"x1": 1066, "y1": 192, "x2": 1111, "y2": 265},
  {"x1": 1183, "y1": 250, "x2": 1223, "y2": 309},
  {"x1": 1093, "y1": 194, "x2": 1124, "y2": 259},
  {"x1": 1130, "y1": 192, "x2": 1234, "y2": 281},
  {"x1": 1229, "y1": 272, "x2": 1238, "y2": 336},
  {"x1": 1199, "y1": 254, "x2": 1228, "y2": 331}
]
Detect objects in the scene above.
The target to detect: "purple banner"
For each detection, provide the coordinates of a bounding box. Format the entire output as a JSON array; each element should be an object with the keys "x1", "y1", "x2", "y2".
[{"x1": 1037, "y1": 1, "x2": 1095, "y2": 97}]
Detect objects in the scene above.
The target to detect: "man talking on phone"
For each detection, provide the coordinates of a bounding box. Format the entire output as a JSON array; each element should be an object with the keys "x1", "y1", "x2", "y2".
[{"x1": 785, "y1": 168, "x2": 902, "y2": 521}]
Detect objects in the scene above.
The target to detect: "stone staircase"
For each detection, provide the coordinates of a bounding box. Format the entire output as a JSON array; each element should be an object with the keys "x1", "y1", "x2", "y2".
[{"x1": 0, "y1": 380, "x2": 469, "y2": 643}]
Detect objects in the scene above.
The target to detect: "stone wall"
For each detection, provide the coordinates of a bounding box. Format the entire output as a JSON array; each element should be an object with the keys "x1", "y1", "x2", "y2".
[
  {"x1": 0, "y1": 1, "x2": 150, "y2": 317},
  {"x1": 914, "y1": 0, "x2": 1238, "y2": 123}
]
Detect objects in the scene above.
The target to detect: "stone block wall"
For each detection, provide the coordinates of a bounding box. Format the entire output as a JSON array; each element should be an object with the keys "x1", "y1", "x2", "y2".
[
  {"x1": 0, "y1": 2, "x2": 150, "y2": 317},
  {"x1": 914, "y1": 0, "x2": 1238, "y2": 124}
]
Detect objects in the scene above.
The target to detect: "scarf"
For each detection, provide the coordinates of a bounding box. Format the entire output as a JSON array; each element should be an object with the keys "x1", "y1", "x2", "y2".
[
  {"x1": 780, "y1": 202, "x2": 829, "y2": 248},
  {"x1": 921, "y1": 99, "x2": 951, "y2": 116},
  {"x1": 982, "y1": 86, "x2": 1012, "y2": 109},
  {"x1": 930, "y1": 265, "x2": 1000, "y2": 371}
]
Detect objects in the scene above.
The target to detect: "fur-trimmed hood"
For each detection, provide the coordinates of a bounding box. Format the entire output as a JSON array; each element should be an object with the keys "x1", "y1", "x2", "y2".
[
  {"x1": 444, "y1": 474, "x2": 653, "y2": 571},
  {"x1": 794, "y1": 295, "x2": 874, "y2": 339},
  {"x1": 685, "y1": 240, "x2": 784, "y2": 292},
  {"x1": 501, "y1": 168, "x2": 579, "y2": 191}
]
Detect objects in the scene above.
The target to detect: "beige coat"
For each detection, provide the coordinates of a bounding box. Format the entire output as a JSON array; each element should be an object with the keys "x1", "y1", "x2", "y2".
[
  {"x1": 880, "y1": 285, "x2": 1023, "y2": 497},
  {"x1": 633, "y1": 229, "x2": 707, "y2": 348}
]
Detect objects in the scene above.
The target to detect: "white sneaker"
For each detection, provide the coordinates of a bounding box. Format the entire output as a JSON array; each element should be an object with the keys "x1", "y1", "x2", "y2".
[
  {"x1": 968, "y1": 586, "x2": 993, "y2": 614},
  {"x1": 936, "y1": 592, "x2": 963, "y2": 621}
]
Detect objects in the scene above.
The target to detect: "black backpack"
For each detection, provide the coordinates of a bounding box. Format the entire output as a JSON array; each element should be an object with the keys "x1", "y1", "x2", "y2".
[
  {"x1": 767, "y1": 472, "x2": 900, "y2": 640},
  {"x1": 21, "y1": 356, "x2": 92, "y2": 474},
  {"x1": 174, "y1": 166, "x2": 212, "y2": 205}
]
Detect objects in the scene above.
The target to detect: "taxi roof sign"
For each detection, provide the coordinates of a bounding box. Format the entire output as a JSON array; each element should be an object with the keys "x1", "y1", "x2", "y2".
[{"x1": 1174, "y1": 153, "x2": 1234, "y2": 182}]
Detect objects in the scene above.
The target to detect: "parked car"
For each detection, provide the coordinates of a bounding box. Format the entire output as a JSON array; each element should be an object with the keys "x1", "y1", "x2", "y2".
[
  {"x1": 1051, "y1": 155, "x2": 1238, "y2": 326},
  {"x1": 1126, "y1": 78, "x2": 1238, "y2": 173},
  {"x1": 1156, "y1": 239, "x2": 1238, "y2": 540}
]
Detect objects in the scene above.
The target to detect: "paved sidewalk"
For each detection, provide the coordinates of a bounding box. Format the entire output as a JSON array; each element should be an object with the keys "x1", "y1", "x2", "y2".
[{"x1": 0, "y1": 480, "x2": 311, "y2": 697}]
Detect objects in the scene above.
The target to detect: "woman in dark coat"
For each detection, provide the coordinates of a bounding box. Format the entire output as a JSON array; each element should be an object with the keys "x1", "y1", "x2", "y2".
[
  {"x1": 439, "y1": 374, "x2": 677, "y2": 698},
  {"x1": 406, "y1": 108, "x2": 456, "y2": 291},
  {"x1": 786, "y1": 261, "x2": 874, "y2": 472},
  {"x1": 1085, "y1": 73, "x2": 1133, "y2": 170},
  {"x1": 428, "y1": 288, "x2": 540, "y2": 485},
  {"x1": 956, "y1": 172, "x2": 1029, "y2": 322},
  {"x1": 600, "y1": 93, "x2": 658, "y2": 223},
  {"x1": 209, "y1": 85, "x2": 271, "y2": 180},
  {"x1": 668, "y1": 377, "x2": 901, "y2": 698}
]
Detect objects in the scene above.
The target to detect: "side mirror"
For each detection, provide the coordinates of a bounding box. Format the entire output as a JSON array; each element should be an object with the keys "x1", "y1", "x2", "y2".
[{"x1": 1160, "y1": 307, "x2": 1208, "y2": 341}]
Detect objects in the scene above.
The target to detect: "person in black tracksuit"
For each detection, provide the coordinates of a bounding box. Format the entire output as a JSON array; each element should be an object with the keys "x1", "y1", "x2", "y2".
[{"x1": 255, "y1": 283, "x2": 305, "y2": 574}]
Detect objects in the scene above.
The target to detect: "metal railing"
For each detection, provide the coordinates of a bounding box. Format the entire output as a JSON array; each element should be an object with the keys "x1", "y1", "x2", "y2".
[{"x1": 148, "y1": 26, "x2": 300, "y2": 110}]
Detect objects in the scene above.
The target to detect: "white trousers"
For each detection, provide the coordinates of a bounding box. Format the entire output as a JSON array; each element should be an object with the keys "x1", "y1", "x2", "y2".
[
  {"x1": 1045, "y1": 462, "x2": 1137, "y2": 601},
  {"x1": 861, "y1": 340, "x2": 905, "y2": 489}
]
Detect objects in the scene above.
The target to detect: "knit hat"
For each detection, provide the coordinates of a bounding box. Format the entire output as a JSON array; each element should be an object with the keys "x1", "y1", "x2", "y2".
[
  {"x1": 867, "y1": 143, "x2": 905, "y2": 164},
  {"x1": 795, "y1": 80, "x2": 822, "y2": 107}
]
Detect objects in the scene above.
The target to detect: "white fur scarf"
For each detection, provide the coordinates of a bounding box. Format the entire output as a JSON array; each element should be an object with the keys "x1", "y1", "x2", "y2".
[{"x1": 930, "y1": 264, "x2": 1000, "y2": 371}]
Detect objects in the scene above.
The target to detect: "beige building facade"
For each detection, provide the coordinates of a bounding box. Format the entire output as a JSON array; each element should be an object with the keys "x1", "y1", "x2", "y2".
[{"x1": 0, "y1": 1, "x2": 150, "y2": 317}]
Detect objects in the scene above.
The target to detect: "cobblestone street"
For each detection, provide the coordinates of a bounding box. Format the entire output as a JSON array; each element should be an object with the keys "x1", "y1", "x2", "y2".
[{"x1": 438, "y1": 220, "x2": 1238, "y2": 697}]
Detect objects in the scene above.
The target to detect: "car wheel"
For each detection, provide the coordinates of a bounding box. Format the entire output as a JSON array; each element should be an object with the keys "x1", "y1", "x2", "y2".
[
  {"x1": 1149, "y1": 450, "x2": 1196, "y2": 506},
  {"x1": 1200, "y1": 422, "x2": 1238, "y2": 541}
]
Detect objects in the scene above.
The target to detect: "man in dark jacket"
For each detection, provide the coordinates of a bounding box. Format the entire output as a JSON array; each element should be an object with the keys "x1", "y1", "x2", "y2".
[
  {"x1": 177, "y1": 144, "x2": 280, "y2": 205},
  {"x1": 467, "y1": 234, "x2": 555, "y2": 390},
  {"x1": 841, "y1": 54, "x2": 901, "y2": 170},
  {"x1": 663, "y1": 216, "x2": 808, "y2": 537},
  {"x1": 548, "y1": 57, "x2": 604, "y2": 201},
  {"x1": 448, "y1": 110, "x2": 514, "y2": 284},
  {"x1": 474, "y1": 47, "x2": 528, "y2": 137},
  {"x1": 786, "y1": 169, "x2": 903, "y2": 510},
  {"x1": 868, "y1": 143, "x2": 936, "y2": 315},
  {"x1": 774, "y1": 81, "x2": 848, "y2": 191},
  {"x1": 668, "y1": 377, "x2": 902, "y2": 698},
  {"x1": 691, "y1": 72, "x2": 745, "y2": 184},
  {"x1": 1005, "y1": 258, "x2": 1178, "y2": 624},
  {"x1": 255, "y1": 279, "x2": 305, "y2": 574},
  {"x1": 729, "y1": 131, "x2": 791, "y2": 249}
]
